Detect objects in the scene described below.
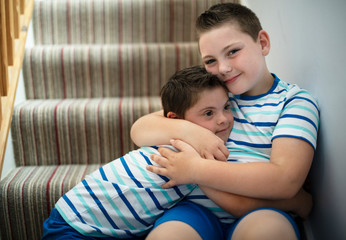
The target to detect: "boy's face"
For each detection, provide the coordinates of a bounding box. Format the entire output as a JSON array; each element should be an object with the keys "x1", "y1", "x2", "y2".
[
  {"x1": 199, "y1": 24, "x2": 270, "y2": 96},
  {"x1": 184, "y1": 87, "x2": 233, "y2": 143}
]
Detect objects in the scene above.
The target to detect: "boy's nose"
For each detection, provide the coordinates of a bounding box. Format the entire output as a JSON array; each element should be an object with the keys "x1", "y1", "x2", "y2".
[
  {"x1": 217, "y1": 113, "x2": 227, "y2": 125},
  {"x1": 219, "y1": 61, "x2": 232, "y2": 74}
]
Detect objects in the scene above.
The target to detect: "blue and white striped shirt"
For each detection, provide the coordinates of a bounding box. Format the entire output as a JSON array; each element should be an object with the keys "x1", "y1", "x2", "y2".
[
  {"x1": 56, "y1": 146, "x2": 196, "y2": 238},
  {"x1": 226, "y1": 74, "x2": 319, "y2": 163},
  {"x1": 184, "y1": 75, "x2": 319, "y2": 225}
]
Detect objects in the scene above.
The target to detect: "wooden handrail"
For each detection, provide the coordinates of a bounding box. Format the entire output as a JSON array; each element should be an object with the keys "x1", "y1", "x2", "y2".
[{"x1": 0, "y1": 0, "x2": 34, "y2": 177}]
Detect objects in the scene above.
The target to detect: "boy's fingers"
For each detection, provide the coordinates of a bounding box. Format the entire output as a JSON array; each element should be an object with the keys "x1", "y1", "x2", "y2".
[
  {"x1": 157, "y1": 147, "x2": 174, "y2": 159},
  {"x1": 214, "y1": 150, "x2": 227, "y2": 162},
  {"x1": 161, "y1": 181, "x2": 176, "y2": 189},
  {"x1": 170, "y1": 139, "x2": 192, "y2": 152},
  {"x1": 146, "y1": 164, "x2": 167, "y2": 176},
  {"x1": 203, "y1": 152, "x2": 215, "y2": 160},
  {"x1": 150, "y1": 153, "x2": 169, "y2": 167},
  {"x1": 221, "y1": 145, "x2": 229, "y2": 158}
]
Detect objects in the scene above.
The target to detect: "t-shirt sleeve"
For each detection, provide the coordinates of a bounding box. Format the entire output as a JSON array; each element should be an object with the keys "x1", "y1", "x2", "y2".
[{"x1": 272, "y1": 87, "x2": 320, "y2": 150}]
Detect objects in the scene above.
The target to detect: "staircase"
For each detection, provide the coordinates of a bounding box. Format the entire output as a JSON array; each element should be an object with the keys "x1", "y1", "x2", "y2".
[{"x1": 0, "y1": 0, "x2": 239, "y2": 239}]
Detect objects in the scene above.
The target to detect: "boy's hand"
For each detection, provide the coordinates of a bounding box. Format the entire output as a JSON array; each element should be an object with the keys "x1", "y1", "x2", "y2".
[
  {"x1": 199, "y1": 137, "x2": 229, "y2": 161},
  {"x1": 186, "y1": 127, "x2": 229, "y2": 161},
  {"x1": 293, "y1": 188, "x2": 313, "y2": 220},
  {"x1": 147, "y1": 139, "x2": 204, "y2": 188}
]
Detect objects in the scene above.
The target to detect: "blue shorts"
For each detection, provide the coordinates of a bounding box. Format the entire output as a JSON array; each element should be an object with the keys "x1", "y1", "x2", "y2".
[
  {"x1": 153, "y1": 201, "x2": 301, "y2": 240},
  {"x1": 41, "y1": 208, "x2": 145, "y2": 240}
]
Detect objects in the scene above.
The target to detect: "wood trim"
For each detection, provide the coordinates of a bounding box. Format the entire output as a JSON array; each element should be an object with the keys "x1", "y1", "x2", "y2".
[
  {"x1": 0, "y1": 0, "x2": 34, "y2": 178},
  {"x1": 5, "y1": 0, "x2": 14, "y2": 66},
  {"x1": 0, "y1": 0, "x2": 9, "y2": 97}
]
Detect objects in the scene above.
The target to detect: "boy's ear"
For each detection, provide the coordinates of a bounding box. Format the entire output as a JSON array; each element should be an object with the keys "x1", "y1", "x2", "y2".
[
  {"x1": 167, "y1": 112, "x2": 180, "y2": 119},
  {"x1": 258, "y1": 30, "x2": 270, "y2": 56}
]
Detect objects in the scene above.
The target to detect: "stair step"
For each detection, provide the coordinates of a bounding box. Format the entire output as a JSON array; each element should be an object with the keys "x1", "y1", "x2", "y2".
[
  {"x1": 11, "y1": 97, "x2": 161, "y2": 166},
  {"x1": 23, "y1": 43, "x2": 200, "y2": 99},
  {"x1": 33, "y1": 0, "x2": 239, "y2": 44},
  {"x1": 0, "y1": 164, "x2": 101, "y2": 240}
]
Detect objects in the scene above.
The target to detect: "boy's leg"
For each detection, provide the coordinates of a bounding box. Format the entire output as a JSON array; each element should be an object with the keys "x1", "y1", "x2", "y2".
[
  {"x1": 146, "y1": 201, "x2": 223, "y2": 240},
  {"x1": 42, "y1": 208, "x2": 145, "y2": 240},
  {"x1": 42, "y1": 208, "x2": 90, "y2": 240},
  {"x1": 146, "y1": 221, "x2": 201, "y2": 240},
  {"x1": 228, "y1": 208, "x2": 300, "y2": 240}
]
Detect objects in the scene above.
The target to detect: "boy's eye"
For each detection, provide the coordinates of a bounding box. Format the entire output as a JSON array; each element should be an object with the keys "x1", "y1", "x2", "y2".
[
  {"x1": 204, "y1": 59, "x2": 216, "y2": 65},
  {"x1": 204, "y1": 111, "x2": 213, "y2": 117},
  {"x1": 224, "y1": 104, "x2": 231, "y2": 110},
  {"x1": 228, "y1": 49, "x2": 239, "y2": 56}
]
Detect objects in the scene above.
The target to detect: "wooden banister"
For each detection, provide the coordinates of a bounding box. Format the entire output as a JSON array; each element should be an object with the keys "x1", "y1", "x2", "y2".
[{"x1": 0, "y1": 0, "x2": 34, "y2": 177}]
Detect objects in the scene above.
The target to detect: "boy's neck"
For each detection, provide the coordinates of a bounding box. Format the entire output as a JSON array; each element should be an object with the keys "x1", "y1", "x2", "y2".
[{"x1": 244, "y1": 70, "x2": 274, "y2": 96}]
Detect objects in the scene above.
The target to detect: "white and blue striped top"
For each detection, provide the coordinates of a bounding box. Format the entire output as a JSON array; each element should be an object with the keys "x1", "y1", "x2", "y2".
[
  {"x1": 226, "y1": 74, "x2": 319, "y2": 163},
  {"x1": 55, "y1": 146, "x2": 196, "y2": 238},
  {"x1": 183, "y1": 75, "x2": 320, "y2": 226}
]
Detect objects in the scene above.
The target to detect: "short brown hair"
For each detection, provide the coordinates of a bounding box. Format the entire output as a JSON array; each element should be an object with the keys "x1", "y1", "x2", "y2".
[
  {"x1": 161, "y1": 65, "x2": 228, "y2": 118},
  {"x1": 196, "y1": 3, "x2": 262, "y2": 41}
]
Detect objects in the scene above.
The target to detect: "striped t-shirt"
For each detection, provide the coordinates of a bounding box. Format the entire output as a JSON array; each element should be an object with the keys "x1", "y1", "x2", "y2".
[
  {"x1": 55, "y1": 146, "x2": 196, "y2": 238},
  {"x1": 184, "y1": 74, "x2": 319, "y2": 225},
  {"x1": 226, "y1": 74, "x2": 319, "y2": 163}
]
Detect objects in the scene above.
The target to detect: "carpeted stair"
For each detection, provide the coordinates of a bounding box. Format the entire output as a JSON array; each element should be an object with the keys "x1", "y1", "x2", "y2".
[{"x1": 0, "y1": 0, "x2": 239, "y2": 239}]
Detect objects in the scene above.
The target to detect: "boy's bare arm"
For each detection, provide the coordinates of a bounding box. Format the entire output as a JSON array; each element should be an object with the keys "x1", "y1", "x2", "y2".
[
  {"x1": 131, "y1": 111, "x2": 229, "y2": 161},
  {"x1": 149, "y1": 138, "x2": 314, "y2": 199},
  {"x1": 200, "y1": 186, "x2": 312, "y2": 220},
  {"x1": 131, "y1": 110, "x2": 177, "y2": 146}
]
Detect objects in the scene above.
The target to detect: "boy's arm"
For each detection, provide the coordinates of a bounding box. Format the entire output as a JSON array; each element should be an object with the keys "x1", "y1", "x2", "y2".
[
  {"x1": 148, "y1": 137, "x2": 314, "y2": 199},
  {"x1": 131, "y1": 111, "x2": 229, "y2": 161},
  {"x1": 200, "y1": 186, "x2": 312, "y2": 219}
]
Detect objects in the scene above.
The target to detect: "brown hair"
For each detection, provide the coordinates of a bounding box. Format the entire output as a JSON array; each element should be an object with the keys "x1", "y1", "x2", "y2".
[
  {"x1": 196, "y1": 3, "x2": 262, "y2": 41},
  {"x1": 161, "y1": 65, "x2": 228, "y2": 118}
]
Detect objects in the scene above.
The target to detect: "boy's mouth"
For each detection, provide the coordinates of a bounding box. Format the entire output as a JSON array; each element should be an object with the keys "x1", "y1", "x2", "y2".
[
  {"x1": 216, "y1": 125, "x2": 231, "y2": 137},
  {"x1": 224, "y1": 73, "x2": 241, "y2": 85}
]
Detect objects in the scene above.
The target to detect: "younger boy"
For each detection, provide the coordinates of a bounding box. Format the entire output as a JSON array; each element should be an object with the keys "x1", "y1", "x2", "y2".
[{"x1": 41, "y1": 65, "x2": 234, "y2": 239}]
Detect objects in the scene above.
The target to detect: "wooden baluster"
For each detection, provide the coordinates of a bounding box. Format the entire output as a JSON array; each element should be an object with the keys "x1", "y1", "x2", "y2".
[
  {"x1": 13, "y1": 0, "x2": 20, "y2": 39},
  {"x1": 5, "y1": 0, "x2": 14, "y2": 67},
  {"x1": 0, "y1": 32, "x2": 2, "y2": 128},
  {"x1": 0, "y1": 1, "x2": 9, "y2": 97},
  {"x1": 20, "y1": 0, "x2": 25, "y2": 15}
]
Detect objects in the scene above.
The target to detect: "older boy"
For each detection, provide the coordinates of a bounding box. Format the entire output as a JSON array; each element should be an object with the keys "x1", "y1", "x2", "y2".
[{"x1": 132, "y1": 3, "x2": 319, "y2": 240}]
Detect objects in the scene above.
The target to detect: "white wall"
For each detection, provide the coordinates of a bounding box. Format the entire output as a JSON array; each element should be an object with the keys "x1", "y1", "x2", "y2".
[{"x1": 246, "y1": 0, "x2": 346, "y2": 239}]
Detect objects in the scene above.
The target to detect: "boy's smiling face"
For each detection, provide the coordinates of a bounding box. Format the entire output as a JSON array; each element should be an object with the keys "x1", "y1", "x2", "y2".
[
  {"x1": 183, "y1": 87, "x2": 233, "y2": 143},
  {"x1": 199, "y1": 23, "x2": 272, "y2": 96}
]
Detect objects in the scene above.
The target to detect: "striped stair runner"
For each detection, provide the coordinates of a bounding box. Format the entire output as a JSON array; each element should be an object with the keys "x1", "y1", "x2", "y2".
[
  {"x1": 23, "y1": 43, "x2": 200, "y2": 99},
  {"x1": 12, "y1": 97, "x2": 162, "y2": 166},
  {"x1": 0, "y1": 0, "x2": 239, "y2": 239},
  {"x1": 32, "y1": 0, "x2": 228, "y2": 44}
]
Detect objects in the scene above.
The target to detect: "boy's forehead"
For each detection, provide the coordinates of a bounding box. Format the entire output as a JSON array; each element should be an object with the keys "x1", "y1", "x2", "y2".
[
  {"x1": 199, "y1": 24, "x2": 246, "y2": 49},
  {"x1": 201, "y1": 22, "x2": 243, "y2": 37},
  {"x1": 195, "y1": 87, "x2": 228, "y2": 104}
]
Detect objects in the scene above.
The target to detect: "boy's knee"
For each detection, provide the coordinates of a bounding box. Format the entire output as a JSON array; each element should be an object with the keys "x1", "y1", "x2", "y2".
[
  {"x1": 231, "y1": 209, "x2": 298, "y2": 240},
  {"x1": 146, "y1": 221, "x2": 202, "y2": 240}
]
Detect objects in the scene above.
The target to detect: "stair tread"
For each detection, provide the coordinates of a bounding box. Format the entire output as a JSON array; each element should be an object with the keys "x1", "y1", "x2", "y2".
[
  {"x1": 0, "y1": 164, "x2": 101, "y2": 239},
  {"x1": 32, "y1": 0, "x2": 238, "y2": 44},
  {"x1": 23, "y1": 43, "x2": 200, "y2": 99},
  {"x1": 11, "y1": 97, "x2": 162, "y2": 166}
]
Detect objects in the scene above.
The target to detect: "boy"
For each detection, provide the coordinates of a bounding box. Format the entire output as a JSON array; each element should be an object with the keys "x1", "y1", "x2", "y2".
[
  {"x1": 41, "y1": 65, "x2": 234, "y2": 239},
  {"x1": 132, "y1": 3, "x2": 319, "y2": 240}
]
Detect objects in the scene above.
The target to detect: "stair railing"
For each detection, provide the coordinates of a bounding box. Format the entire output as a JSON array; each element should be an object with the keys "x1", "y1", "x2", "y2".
[{"x1": 0, "y1": 0, "x2": 34, "y2": 177}]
